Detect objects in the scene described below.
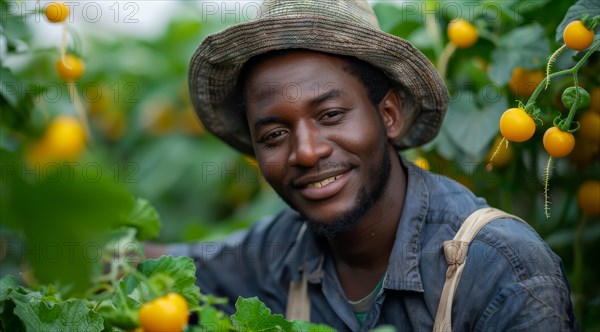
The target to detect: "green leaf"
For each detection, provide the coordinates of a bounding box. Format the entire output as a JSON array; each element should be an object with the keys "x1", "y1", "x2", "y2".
[
  {"x1": 0, "y1": 67, "x2": 19, "y2": 108},
  {"x1": 442, "y1": 91, "x2": 507, "y2": 158},
  {"x1": 1, "y1": 300, "x2": 26, "y2": 332},
  {"x1": 1, "y1": 163, "x2": 134, "y2": 295},
  {"x1": 136, "y1": 256, "x2": 201, "y2": 310},
  {"x1": 556, "y1": 0, "x2": 600, "y2": 44},
  {"x1": 488, "y1": 23, "x2": 550, "y2": 85},
  {"x1": 230, "y1": 297, "x2": 292, "y2": 331},
  {"x1": 12, "y1": 298, "x2": 103, "y2": 332},
  {"x1": 373, "y1": 3, "x2": 421, "y2": 39},
  {"x1": 123, "y1": 198, "x2": 161, "y2": 241},
  {"x1": 198, "y1": 306, "x2": 233, "y2": 331},
  {"x1": 0, "y1": 275, "x2": 18, "y2": 301},
  {"x1": 371, "y1": 326, "x2": 398, "y2": 332},
  {"x1": 0, "y1": 275, "x2": 26, "y2": 331},
  {"x1": 291, "y1": 320, "x2": 337, "y2": 332},
  {"x1": 95, "y1": 299, "x2": 139, "y2": 330},
  {"x1": 229, "y1": 297, "x2": 336, "y2": 331},
  {"x1": 1, "y1": 278, "x2": 103, "y2": 332}
]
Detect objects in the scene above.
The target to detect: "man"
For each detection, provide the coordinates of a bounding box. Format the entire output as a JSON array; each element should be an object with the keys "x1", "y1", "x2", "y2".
[{"x1": 169, "y1": 0, "x2": 578, "y2": 330}]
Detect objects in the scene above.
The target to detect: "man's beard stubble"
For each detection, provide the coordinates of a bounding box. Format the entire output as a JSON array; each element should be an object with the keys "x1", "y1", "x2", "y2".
[{"x1": 301, "y1": 146, "x2": 393, "y2": 239}]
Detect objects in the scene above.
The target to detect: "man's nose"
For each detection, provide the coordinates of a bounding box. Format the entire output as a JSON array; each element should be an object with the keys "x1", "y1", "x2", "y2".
[{"x1": 288, "y1": 121, "x2": 333, "y2": 167}]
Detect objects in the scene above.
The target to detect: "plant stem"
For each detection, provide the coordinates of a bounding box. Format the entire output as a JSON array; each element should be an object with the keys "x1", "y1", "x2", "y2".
[
  {"x1": 525, "y1": 41, "x2": 600, "y2": 113},
  {"x1": 543, "y1": 156, "x2": 553, "y2": 219},
  {"x1": 110, "y1": 260, "x2": 132, "y2": 313},
  {"x1": 561, "y1": 72, "x2": 580, "y2": 131},
  {"x1": 545, "y1": 45, "x2": 566, "y2": 90},
  {"x1": 438, "y1": 42, "x2": 457, "y2": 82}
]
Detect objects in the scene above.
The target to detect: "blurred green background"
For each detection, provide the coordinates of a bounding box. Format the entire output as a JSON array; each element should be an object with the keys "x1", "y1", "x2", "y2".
[{"x1": 1, "y1": 0, "x2": 599, "y2": 330}]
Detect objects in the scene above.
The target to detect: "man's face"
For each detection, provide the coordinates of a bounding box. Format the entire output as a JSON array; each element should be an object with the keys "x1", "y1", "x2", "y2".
[{"x1": 244, "y1": 51, "x2": 396, "y2": 238}]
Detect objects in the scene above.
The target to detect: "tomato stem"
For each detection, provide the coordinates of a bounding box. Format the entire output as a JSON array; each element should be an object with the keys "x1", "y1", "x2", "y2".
[
  {"x1": 110, "y1": 260, "x2": 134, "y2": 314},
  {"x1": 524, "y1": 41, "x2": 600, "y2": 115},
  {"x1": 544, "y1": 45, "x2": 566, "y2": 90},
  {"x1": 437, "y1": 42, "x2": 457, "y2": 82},
  {"x1": 581, "y1": 14, "x2": 600, "y2": 30},
  {"x1": 543, "y1": 156, "x2": 552, "y2": 219},
  {"x1": 487, "y1": 136, "x2": 507, "y2": 164},
  {"x1": 561, "y1": 73, "x2": 581, "y2": 132}
]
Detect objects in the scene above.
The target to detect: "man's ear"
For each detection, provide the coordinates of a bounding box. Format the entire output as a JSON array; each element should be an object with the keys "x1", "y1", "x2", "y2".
[{"x1": 378, "y1": 90, "x2": 403, "y2": 140}]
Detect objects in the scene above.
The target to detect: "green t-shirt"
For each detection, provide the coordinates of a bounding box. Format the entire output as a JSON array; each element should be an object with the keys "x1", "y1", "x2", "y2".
[{"x1": 348, "y1": 278, "x2": 384, "y2": 326}]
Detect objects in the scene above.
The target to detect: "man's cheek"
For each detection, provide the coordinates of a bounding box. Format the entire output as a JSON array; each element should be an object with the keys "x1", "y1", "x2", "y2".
[{"x1": 259, "y1": 161, "x2": 284, "y2": 179}]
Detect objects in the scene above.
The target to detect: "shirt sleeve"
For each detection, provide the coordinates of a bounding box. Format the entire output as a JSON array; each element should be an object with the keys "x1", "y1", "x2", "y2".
[{"x1": 476, "y1": 270, "x2": 579, "y2": 331}]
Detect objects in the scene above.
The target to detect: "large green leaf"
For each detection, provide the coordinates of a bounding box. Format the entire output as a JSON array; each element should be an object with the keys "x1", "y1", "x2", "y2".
[
  {"x1": 0, "y1": 275, "x2": 102, "y2": 332},
  {"x1": 488, "y1": 23, "x2": 550, "y2": 85},
  {"x1": 443, "y1": 91, "x2": 506, "y2": 158},
  {"x1": 13, "y1": 299, "x2": 103, "y2": 332},
  {"x1": 230, "y1": 297, "x2": 292, "y2": 331},
  {"x1": 2, "y1": 163, "x2": 134, "y2": 295},
  {"x1": 136, "y1": 256, "x2": 201, "y2": 311},
  {"x1": 230, "y1": 297, "x2": 335, "y2": 332},
  {"x1": 123, "y1": 198, "x2": 161, "y2": 241},
  {"x1": 373, "y1": 3, "x2": 421, "y2": 39}
]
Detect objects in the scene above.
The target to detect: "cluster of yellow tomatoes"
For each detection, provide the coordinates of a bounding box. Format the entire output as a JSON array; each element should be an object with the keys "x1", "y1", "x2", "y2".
[
  {"x1": 27, "y1": 2, "x2": 87, "y2": 165},
  {"x1": 496, "y1": 19, "x2": 599, "y2": 217},
  {"x1": 446, "y1": 16, "x2": 599, "y2": 218}
]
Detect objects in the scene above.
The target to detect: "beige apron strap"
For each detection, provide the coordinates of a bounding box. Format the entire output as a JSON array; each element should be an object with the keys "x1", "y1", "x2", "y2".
[
  {"x1": 286, "y1": 223, "x2": 311, "y2": 321},
  {"x1": 433, "y1": 207, "x2": 524, "y2": 332}
]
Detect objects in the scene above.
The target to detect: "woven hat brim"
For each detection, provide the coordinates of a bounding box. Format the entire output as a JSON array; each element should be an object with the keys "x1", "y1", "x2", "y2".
[{"x1": 189, "y1": 15, "x2": 449, "y2": 156}]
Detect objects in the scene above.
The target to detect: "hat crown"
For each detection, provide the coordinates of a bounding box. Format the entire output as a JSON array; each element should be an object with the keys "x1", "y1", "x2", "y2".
[{"x1": 257, "y1": 0, "x2": 380, "y2": 29}]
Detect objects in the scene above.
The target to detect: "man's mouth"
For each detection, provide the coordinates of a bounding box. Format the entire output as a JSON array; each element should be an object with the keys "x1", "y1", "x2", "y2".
[
  {"x1": 306, "y1": 175, "x2": 343, "y2": 188},
  {"x1": 295, "y1": 170, "x2": 351, "y2": 201}
]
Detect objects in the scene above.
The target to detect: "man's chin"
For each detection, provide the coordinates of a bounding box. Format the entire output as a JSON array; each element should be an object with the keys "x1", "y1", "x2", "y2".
[
  {"x1": 304, "y1": 217, "x2": 358, "y2": 239},
  {"x1": 297, "y1": 187, "x2": 372, "y2": 239}
]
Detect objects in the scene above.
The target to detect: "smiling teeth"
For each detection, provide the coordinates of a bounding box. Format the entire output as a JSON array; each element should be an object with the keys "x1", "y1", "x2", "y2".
[{"x1": 306, "y1": 175, "x2": 342, "y2": 188}]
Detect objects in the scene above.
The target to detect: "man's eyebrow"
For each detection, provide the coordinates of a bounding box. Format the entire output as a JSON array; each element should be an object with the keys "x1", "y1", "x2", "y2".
[
  {"x1": 253, "y1": 116, "x2": 281, "y2": 131},
  {"x1": 309, "y1": 89, "x2": 342, "y2": 107}
]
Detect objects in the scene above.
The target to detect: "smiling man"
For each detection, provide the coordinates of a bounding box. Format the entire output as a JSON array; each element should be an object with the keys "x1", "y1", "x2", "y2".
[{"x1": 174, "y1": 0, "x2": 578, "y2": 330}]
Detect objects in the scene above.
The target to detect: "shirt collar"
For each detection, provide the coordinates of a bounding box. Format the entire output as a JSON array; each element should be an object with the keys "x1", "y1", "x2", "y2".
[{"x1": 383, "y1": 159, "x2": 428, "y2": 292}]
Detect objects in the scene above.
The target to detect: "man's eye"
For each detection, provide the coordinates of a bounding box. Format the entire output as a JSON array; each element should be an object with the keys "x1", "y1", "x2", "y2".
[
  {"x1": 261, "y1": 130, "x2": 287, "y2": 145},
  {"x1": 319, "y1": 110, "x2": 344, "y2": 123}
]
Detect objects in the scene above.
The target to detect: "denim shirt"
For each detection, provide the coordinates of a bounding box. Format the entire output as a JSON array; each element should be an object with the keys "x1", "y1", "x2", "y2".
[{"x1": 169, "y1": 160, "x2": 578, "y2": 331}]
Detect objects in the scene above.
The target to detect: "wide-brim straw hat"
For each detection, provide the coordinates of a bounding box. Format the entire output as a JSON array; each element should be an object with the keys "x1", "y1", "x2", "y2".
[{"x1": 189, "y1": 0, "x2": 449, "y2": 156}]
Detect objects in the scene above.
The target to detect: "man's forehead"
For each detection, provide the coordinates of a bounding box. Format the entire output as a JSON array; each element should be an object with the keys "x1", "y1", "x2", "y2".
[{"x1": 241, "y1": 50, "x2": 358, "y2": 105}]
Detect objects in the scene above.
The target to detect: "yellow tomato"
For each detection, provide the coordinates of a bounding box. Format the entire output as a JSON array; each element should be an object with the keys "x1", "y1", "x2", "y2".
[
  {"x1": 27, "y1": 116, "x2": 86, "y2": 164},
  {"x1": 45, "y1": 2, "x2": 69, "y2": 23},
  {"x1": 569, "y1": 134, "x2": 599, "y2": 167},
  {"x1": 499, "y1": 108, "x2": 536, "y2": 142},
  {"x1": 447, "y1": 19, "x2": 478, "y2": 48},
  {"x1": 577, "y1": 180, "x2": 600, "y2": 217},
  {"x1": 578, "y1": 111, "x2": 600, "y2": 142},
  {"x1": 138, "y1": 293, "x2": 189, "y2": 332},
  {"x1": 508, "y1": 67, "x2": 544, "y2": 97},
  {"x1": 56, "y1": 54, "x2": 85, "y2": 82},
  {"x1": 563, "y1": 20, "x2": 595, "y2": 51},
  {"x1": 543, "y1": 126, "x2": 575, "y2": 158},
  {"x1": 486, "y1": 136, "x2": 513, "y2": 169},
  {"x1": 413, "y1": 157, "x2": 430, "y2": 171},
  {"x1": 589, "y1": 87, "x2": 600, "y2": 114}
]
